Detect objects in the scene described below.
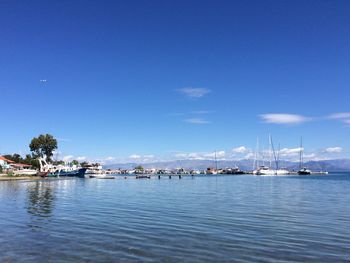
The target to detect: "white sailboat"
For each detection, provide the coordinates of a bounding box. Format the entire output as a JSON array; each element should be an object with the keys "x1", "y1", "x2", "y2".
[{"x1": 254, "y1": 135, "x2": 290, "y2": 176}]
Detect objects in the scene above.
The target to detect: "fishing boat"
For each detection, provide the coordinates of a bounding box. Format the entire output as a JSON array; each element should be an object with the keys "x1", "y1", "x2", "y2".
[
  {"x1": 49, "y1": 168, "x2": 87, "y2": 178},
  {"x1": 38, "y1": 158, "x2": 87, "y2": 178}
]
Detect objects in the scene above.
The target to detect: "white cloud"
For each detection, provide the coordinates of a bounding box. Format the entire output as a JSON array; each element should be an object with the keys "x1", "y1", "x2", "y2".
[
  {"x1": 175, "y1": 151, "x2": 225, "y2": 160},
  {"x1": 177, "y1": 87, "x2": 211, "y2": 98},
  {"x1": 204, "y1": 151, "x2": 226, "y2": 158},
  {"x1": 244, "y1": 152, "x2": 255, "y2": 159},
  {"x1": 327, "y1": 113, "x2": 350, "y2": 125},
  {"x1": 184, "y1": 118, "x2": 210, "y2": 124},
  {"x1": 279, "y1": 147, "x2": 303, "y2": 156},
  {"x1": 63, "y1": 155, "x2": 74, "y2": 161},
  {"x1": 232, "y1": 146, "x2": 248, "y2": 153},
  {"x1": 129, "y1": 154, "x2": 141, "y2": 159},
  {"x1": 77, "y1": 156, "x2": 86, "y2": 161},
  {"x1": 175, "y1": 153, "x2": 189, "y2": 158},
  {"x1": 328, "y1": 112, "x2": 350, "y2": 119},
  {"x1": 260, "y1": 114, "x2": 309, "y2": 124},
  {"x1": 176, "y1": 152, "x2": 204, "y2": 160},
  {"x1": 324, "y1": 147, "x2": 343, "y2": 153},
  {"x1": 303, "y1": 153, "x2": 316, "y2": 159},
  {"x1": 143, "y1": 155, "x2": 155, "y2": 159}
]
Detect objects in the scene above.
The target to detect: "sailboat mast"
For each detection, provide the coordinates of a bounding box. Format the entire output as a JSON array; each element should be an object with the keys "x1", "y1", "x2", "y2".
[
  {"x1": 299, "y1": 136, "x2": 303, "y2": 169},
  {"x1": 277, "y1": 143, "x2": 281, "y2": 168},
  {"x1": 253, "y1": 137, "x2": 259, "y2": 170},
  {"x1": 257, "y1": 137, "x2": 259, "y2": 168},
  {"x1": 269, "y1": 134, "x2": 272, "y2": 168},
  {"x1": 270, "y1": 135, "x2": 279, "y2": 170}
]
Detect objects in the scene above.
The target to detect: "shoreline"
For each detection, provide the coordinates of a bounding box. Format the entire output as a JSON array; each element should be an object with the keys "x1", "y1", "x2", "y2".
[{"x1": 0, "y1": 175, "x2": 43, "y2": 181}]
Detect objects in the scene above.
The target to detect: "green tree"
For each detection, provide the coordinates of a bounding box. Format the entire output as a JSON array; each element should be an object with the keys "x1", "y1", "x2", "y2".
[
  {"x1": 29, "y1": 134, "x2": 58, "y2": 162},
  {"x1": 135, "y1": 165, "x2": 144, "y2": 171},
  {"x1": 80, "y1": 161, "x2": 88, "y2": 167},
  {"x1": 71, "y1": 160, "x2": 79, "y2": 166},
  {"x1": 52, "y1": 160, "x2": 64, "y2": 165}
]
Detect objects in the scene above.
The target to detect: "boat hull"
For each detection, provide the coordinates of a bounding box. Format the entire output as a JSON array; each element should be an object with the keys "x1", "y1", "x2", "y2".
[{"x1": 48, "y1": 168, "x2": 87, "y2": 178}]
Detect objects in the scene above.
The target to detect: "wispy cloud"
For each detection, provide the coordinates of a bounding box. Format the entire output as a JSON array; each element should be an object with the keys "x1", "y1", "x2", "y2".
[
  {"x1": 77, "y1": 156, "x2": 86, "y2": 161},
  {"x1": 129, "y1": 154, "x2": 141, "y2": 159},
  {"x1": 328, "y1": 112, "x2": 350, "y2": 125},
  {"x1": 328, "y1": 112, "x2": 350, "y2": 119},
  {"x1": 184, "y1": 118, "x2": 210, "y2": 124},
  {"x1": 324, "y1": 147, "x2": 343, "y2": 153},
  {"x1": 279, "y1": 147, "x2": 303, "y2": 157},
  {"x1": 177, "y1": 87, "x2": 211, "y2": 98},
  {"x1": 174, "y1": 150, "x2": 226, "y2": 160},
  {"x1": 260, "y1": 113, "x2": 309, "y2": 124}
]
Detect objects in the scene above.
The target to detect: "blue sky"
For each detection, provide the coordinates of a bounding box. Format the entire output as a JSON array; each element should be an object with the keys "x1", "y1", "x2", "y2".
[{"x1": 1, "y1": 0, "x2": 350, "y2": 163}]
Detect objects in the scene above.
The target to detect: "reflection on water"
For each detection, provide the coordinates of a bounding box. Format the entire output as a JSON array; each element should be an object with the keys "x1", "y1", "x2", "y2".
[{"x1": 26, "y1": 181, "x2": 55, "y2": 218}]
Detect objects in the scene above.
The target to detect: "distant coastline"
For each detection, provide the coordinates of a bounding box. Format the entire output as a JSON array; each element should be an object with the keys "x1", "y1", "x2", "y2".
[{"x1": 104, "y1": 158, "x2": 350, "y2": 172}]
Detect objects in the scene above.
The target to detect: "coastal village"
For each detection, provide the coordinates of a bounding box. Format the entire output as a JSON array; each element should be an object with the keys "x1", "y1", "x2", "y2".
[{"x1": 0, "y1": 134, "x2": 328, "y2": 180}]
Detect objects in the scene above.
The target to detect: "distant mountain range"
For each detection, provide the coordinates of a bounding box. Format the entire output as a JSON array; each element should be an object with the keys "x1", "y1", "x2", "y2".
[{"x1": 105, "y1": 159, "x2": 350, "y2": 172}]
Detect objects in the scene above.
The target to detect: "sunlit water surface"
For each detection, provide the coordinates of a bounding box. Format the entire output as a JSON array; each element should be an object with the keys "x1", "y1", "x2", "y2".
[{"x1": 1, "y1": 173, "x2": 350, "y2": 262}]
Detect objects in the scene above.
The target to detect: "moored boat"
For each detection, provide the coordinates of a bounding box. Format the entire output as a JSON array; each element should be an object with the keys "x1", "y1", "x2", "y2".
[
  {"x1": 136, "y1": 175, "x2": 151, "y2": 179},
  {"x1": 298, "y1": 167, "x2": 311, "y2": 175},
  {"x1": 38, "y1": 158, "x2": 87, "y2": 178}
]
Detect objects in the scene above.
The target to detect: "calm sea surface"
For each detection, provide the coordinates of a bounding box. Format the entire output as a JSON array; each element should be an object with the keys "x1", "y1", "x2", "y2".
[{"x1": 1, "y1": 173, "x2": 350, "y2": 262}]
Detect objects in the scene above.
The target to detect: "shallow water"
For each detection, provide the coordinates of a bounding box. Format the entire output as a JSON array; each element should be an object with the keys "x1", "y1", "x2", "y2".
[{"x1": 1, "y1": 173, "x2": 350, "y2": 262}]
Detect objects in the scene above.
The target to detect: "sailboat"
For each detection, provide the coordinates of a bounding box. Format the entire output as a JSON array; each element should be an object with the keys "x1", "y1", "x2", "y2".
[
  {"x1": 254, "y1": 135, "x2": 290, "y2": 176},
  {"x1": 297, "y1": 137, "x2": 311, "y2": 175}
]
